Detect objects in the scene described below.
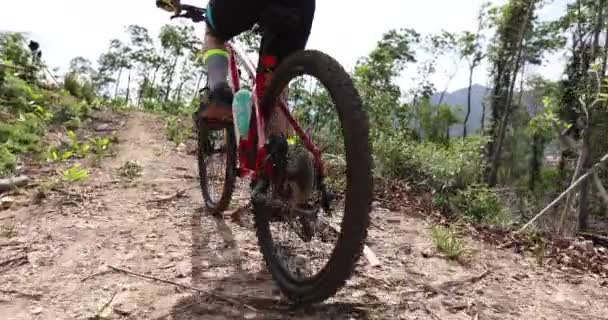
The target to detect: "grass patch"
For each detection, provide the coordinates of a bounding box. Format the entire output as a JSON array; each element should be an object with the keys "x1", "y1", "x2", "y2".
[
  {"x1": 118, "y1": 160, "x2": 143, "y2": 179},
  {"x1": 164, "y1": 116, "x2": 192, "y2": 145},
  {"x1": 60, "y1": 163, "x2": 89, "y2": 183},
  {"x1": 430, "y1": 225, "x2": 466, "y2": 260}
]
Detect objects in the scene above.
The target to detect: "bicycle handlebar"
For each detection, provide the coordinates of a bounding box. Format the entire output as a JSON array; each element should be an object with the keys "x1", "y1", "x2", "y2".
[{"x1": 169, "y1": 4, "x2": 207, "y2": 23}]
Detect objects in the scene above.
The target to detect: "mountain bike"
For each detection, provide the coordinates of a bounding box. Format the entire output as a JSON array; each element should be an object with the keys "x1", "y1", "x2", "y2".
[{"x1": 161, "y1": 2, "x2": 373, "y2": 304}]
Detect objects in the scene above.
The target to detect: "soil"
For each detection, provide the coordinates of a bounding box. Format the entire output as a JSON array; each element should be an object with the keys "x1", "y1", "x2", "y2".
[{"x1": 1, "y1": 112, "x2": 607, "y2": 320}]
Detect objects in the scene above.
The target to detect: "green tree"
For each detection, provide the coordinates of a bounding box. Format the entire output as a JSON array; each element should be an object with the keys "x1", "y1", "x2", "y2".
[{"x1": 458, "y1": 2, "x2": 489, "y2": 138}]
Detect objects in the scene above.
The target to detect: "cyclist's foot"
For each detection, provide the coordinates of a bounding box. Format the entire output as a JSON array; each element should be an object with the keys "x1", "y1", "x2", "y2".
[{"x1": 195, "y1": 83, "x2": 233, "y2": 129}]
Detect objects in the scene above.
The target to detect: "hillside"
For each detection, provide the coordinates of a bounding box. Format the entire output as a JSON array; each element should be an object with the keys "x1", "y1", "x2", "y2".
[{"x1": 431, "y1": 84, "x2": 488, "y2": 137}]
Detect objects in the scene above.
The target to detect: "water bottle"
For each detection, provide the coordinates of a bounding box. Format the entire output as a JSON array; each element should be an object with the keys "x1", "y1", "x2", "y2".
[{"x1": 232, "y1": 89, "x2": 253, "y2": 139}]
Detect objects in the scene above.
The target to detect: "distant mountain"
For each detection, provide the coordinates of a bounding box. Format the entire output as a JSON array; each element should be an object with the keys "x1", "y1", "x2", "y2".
[{"x1": 431, "y1": 84, "x2": 489, "y2": 137}]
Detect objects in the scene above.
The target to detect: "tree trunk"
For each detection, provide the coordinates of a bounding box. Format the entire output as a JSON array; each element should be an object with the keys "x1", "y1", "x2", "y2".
[
  {"x1": 137, "y1": 76, "x2": 148, "y2": 108},
  {"x1": 191, "y1": 71, "x2": 205, "y2": 104},
  {"x1": 481, "y1": 101, "x2": 486, "y2": 134},
  {"x1": 125, "y1": 68, "x2": 132, "y2": 103},
  {"x1": 113, "y1": 67, "x2": 123, "y2": 99},
  {"x1": 602, "y1": 23, "x2": 608, "y2": 77},
  {"x1": 463, "y1": 65, "x2": 474, "y2": 138},
  {"x1": 487, "y1": 1, "x2": 535, "y2": 186},
  {"x1": 577, "y1": 0, "x2": 605, "y2": 233},
  {"x1": 150, "y1": 65, "x2": 160, "y2": 89},
  {"x1": 164, "y1": 55, "x2": 180, "y2": 102},
  {"x1": 529, "y1": 133, "x2": 544, "y2": 190}
]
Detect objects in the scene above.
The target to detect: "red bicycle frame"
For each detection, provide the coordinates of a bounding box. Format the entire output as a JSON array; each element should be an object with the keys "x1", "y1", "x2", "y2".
[{"x1": 225, "y1": 43, "x2": 324, "y2": 182}]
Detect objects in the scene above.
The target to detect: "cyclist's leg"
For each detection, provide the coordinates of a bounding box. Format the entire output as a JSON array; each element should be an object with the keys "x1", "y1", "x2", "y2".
[
  {"x1": 259, "y1": 0, "x2": 315, "y2": 137},
  {"x1": 198, "y1": 0, "x2": 267, "y2": 122}
]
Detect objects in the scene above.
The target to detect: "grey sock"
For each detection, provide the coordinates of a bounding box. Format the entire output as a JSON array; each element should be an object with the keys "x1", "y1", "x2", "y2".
[{"x1": 206, "y1": 54, "x2": 229, "y2": 90}]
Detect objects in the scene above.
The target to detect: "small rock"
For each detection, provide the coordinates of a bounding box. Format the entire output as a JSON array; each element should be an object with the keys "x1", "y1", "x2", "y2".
[
  {"x1": 176, "y1": 143, "x2": 187, "y2": 153},
  {"x1": 244, "y1": 312, "x2": 257, "y2": 319},
  {"x1": 371, "y1": 201, "x2": 381, "y2": 209},
  {"x1": 113, "y1": 301, "x2": 137, "y2": 316},
  {"x1": 512, "y1": 273, "x2": 529, "y2": 281},
  {"x1": 386, "y1": 218, "x2": 401, "y2": 224},
  {"x1": 442, "y1": 298, "x2": 468, "y2": 312},
  {"x1": 567, "y1": 277, "x2": 583, "y2": 285},
  {"x1": 175, "y1": 262, "x2": 191, "y2": 278},
  {"x1": 573, "y1": 240, "x2": 594, "y2": 252},
  {"x1": 421, "y1": 247, "x2": 435, "y2": 258},
  {"x1": 94, "y1": 123, "x2": 111, "y2": 131},
  {"x1": 0, "y1": 196, "x2": 15, "y2": 210},
  {"x1": 351, "y1": 290, "x2": 366, "y2": 298},
  {"x1": 31, "y1": 307, "x2": 43, "y2": 315}
]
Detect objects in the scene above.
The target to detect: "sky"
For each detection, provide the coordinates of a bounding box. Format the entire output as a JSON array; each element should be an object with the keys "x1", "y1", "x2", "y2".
[{"x1": 0, "y1": 0, "x2": 570, "y2": 92}]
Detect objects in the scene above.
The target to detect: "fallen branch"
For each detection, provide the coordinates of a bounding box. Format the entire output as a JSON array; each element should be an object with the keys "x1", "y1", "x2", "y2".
[
  {"x1": 518, "y1": 152, "x2": 608, "y2": 233},
  {"x1": 363, "y1": 246, "x2": 381, "y2": 267},
  {"x1": 146, "y1": 188, "x2": 191, "y2": 204},
  {"x1": 435, "y1": 268, "x2": 492, "y2": 291},
  {"x1": 0, "y1": 176, "x2": 29, "y2": 192},
  {"x1": 94, "y1": 291, "x2": 117, "y2": 319},
  {"x1": 0, "y1": 288, "x2": 42, "y2": 300},
  {"x1": 107, "y1": 265, "x2": 257, "y2": 311},
  {"x1": 81, "y1": 270, "x2": 113, "y2": 282},
  {"x1": 577, "y1": 232, "x2": 608, "y2": 247},
  {"x1": 0, "y1": 255, "x2": 28, "y2": 268},
  {"x1": 422, "y1": 301, "x2": 442, "y2": 320}
]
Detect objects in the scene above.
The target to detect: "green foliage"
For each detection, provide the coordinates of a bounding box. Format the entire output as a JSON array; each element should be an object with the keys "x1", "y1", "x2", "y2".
[
  {"x1": 452, "y1": 184, "x2": 510, "y2": 226},
  {"x1": 66, "y1": 130, "x2": 91, "y2": 158},
  {"x1": 164, "y1": 116, "x2": 191, "y2": 144},
  {"x1": 60, "y1": 163, "x2": 89, "y2": 183},
  {"x1": 118, "y1": 160, "x2": 143, "y2": 179},
  {"x1": 429, "y1": 225, "x2": 466, "y2": 259},
  {"x1": 418, "y1": 98, "x2": 462, "y2": 144},
  {"x1": 63, "y1": 117, "x2": 82, "y2": 130},
  {"x1": 64, "y1": 72, "x2": 95, "y2": 103},
  {"x1": 0, "y1": 145, "x2": 17, "y2": 175},
  {"x1": 89, "y1": 136, "x2": 111, "y2": 155},
  {"x1": 375, "y1": 134, "x2": 487, "y2": 191},
  {"x1": 1, "y1": 73, "x2": 42, "y2": 113},
  {"x1": 0, "y1": 112, "x2": 47, "y2": 155},
  {"x1": 45, "y1": 148, "x2": 73, "y2": 163},
  {"x1": 108, "y1": 97, "x2": 129, "y2": 113}
]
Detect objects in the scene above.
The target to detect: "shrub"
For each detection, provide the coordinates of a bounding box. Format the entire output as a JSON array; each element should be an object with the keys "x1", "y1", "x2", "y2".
[
  {"x1": 374, "y1": 133, "x2": 488, "y2": 191},
  {"x1": 430, "y1": 225, "x2": 466, "y2": 260},
  {"x1": 0, "y1": 145, "x2": 16, "y2": 175},
  {"x1": 451, "y1": 184, "x2": 510, "y2": 226},
  {"x1": 63, "y1": 73, "x2": 95, "y2": 103},
  {"x1": 60, "y1": 163, "x2": 89, "y2": 183},
  {"x1": 165, "y1": 116, "x2": 192, "y2": 145}
]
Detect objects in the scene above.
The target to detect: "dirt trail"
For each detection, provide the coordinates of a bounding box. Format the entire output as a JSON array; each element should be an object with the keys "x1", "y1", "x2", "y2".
[{"x1": 1, "y1": 112, "x2": 607, "y2": 320}]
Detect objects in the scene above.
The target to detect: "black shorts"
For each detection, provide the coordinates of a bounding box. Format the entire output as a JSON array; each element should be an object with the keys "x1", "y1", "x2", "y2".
[{"x1": 205, "y1": 0, "x2": 315, "y2": 64}]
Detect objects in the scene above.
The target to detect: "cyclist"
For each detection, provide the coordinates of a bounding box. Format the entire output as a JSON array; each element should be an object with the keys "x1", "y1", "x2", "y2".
[{"x1": 156, "y1": 0, "x2": 315, "y2": 128}]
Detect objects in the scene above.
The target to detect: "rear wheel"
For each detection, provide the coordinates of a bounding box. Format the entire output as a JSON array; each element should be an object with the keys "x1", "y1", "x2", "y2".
[
  {"x1": 197, "y1": 123, "x2": 237, "y2": 214},
  {"x1": 253, "y1": 50, "x2": 373, "y2": 304}
]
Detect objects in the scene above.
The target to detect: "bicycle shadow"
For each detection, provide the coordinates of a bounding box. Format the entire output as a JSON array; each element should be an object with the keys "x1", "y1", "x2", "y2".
[{"x1": 169, "y1": 207, "x2": 371, "y2": 319}]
